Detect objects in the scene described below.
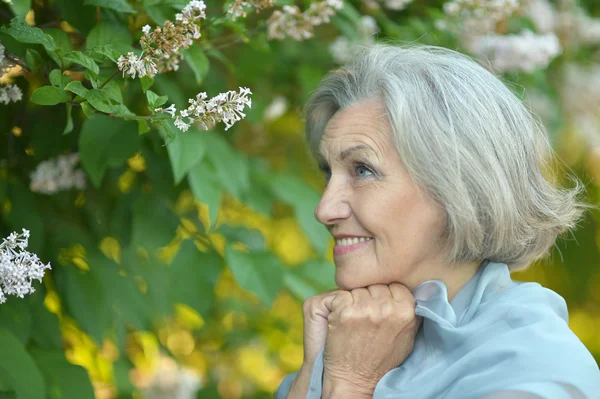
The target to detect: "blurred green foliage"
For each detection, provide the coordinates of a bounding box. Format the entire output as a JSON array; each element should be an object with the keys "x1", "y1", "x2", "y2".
[{"x1": 0, "y1": 0, "x2": 599, "y2": 398}]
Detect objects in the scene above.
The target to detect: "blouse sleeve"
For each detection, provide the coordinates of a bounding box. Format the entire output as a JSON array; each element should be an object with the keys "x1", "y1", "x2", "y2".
[{"x1": 481, "y1": 382, "x2": 586, "y2": 399}]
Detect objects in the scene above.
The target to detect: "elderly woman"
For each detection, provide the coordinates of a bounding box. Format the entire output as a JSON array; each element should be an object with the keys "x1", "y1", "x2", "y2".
[{"x1": 275, "y1": 45, "x2": 600, "y2": 399}]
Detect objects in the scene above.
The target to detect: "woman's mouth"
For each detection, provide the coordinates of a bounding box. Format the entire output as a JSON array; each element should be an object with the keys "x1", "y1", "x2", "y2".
[{"x1": 334, "y1": 237, "x2": 373, "y2": 255}]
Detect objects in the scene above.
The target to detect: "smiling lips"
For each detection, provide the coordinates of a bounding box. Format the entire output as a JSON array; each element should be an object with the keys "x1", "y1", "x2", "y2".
[{"x1": 334, "y1": 236, "x2": 373, "y2": 255}]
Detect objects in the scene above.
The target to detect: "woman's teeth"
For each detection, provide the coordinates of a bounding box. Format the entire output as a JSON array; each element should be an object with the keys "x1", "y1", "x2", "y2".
[{"x1": 336, "y1": 237, "x2": 372, "y2": 247}]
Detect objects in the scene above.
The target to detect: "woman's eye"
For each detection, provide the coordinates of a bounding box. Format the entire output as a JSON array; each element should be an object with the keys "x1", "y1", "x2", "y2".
[{"x1": 355, "y1": 163, "x2": 374, "y2": 178}]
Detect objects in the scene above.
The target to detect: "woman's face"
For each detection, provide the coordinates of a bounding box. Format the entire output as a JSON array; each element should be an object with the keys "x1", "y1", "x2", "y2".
[{"x1": 315, "y1": 99, "x2": 448, "y2": 291}]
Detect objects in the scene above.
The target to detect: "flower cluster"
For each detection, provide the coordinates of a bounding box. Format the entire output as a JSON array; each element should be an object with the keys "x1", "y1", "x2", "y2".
[
  {"x1": 140, "y1": 355, "x2": 201, "y2": 399},
  {"x1": 0, "y1": 84, "x2": 22, "y2": 104},
  {"x1": 384, "y1": 0, "x2": 415, "y2": 11},
  {"x1": 467, "y1": 30, "x2": 561, "y2": 73},
  {"x1": 0, "y1": 41, "x2": 4, "y2": 66},
  {"x1": 117, "y1": 0, "x2": 206, "y2": 79},
  {"x1": 30, "y1": 153, "x2": 86, "y2": 195},
  {"x1": 443, "y1": 0, "x2": 521, "y2": 34},
  {"x1": 0, "y1": 229, "x2": 51, "y2": 304},
  {"x1": 330, "y1": 16, "x2": 379, "y2": 64},
  {"x1": 227, "y1": 0, "x2": 275, "y2": 21},
  {"x1": 267, "y1": 0, "x2": 344, "y2": 40},
  {"x1": 561, "y1": 64, "x2": 600, "y2": 147},
  {"x1": 155, "y1": 87, "x2": 252, "y2": 132}
]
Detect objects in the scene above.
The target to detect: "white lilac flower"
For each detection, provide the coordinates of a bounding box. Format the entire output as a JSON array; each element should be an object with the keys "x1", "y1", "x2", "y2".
[
  {"x1": 30, "y1": 153, "x2": 86, "y2": 195},
  {"x1": 0, "y1": 229, "x2": 51, "y2": 304},
  {"x1": 159, "y1": 87, "x2": 252, "y2": 132},
  {"x1": 443, "y1": 0, "x2": 521, "y2": 35},
  {"x1": 227, "y1": 0, "x2": 275, "y2": 21},
  {"x1": 329, "y1": 15, "x2": 379, "y2": 64},
  {"x1": 384, "y1": 0, "x2": 414, "y2": 11},
  {"x1": 142, "y1": 355, "x2": 202, "y2": 399},
  {"x1": 118, "y1": 0, "x2": 207, "y2": 79},
  {"x1": 0, "y1": 41, "x2": 5, "y2": 66},
  {"x1": 263, "y1": 95, "x2": 288, "y2": 121},
  {"x1": 523, "y1": 0, "x2": 555, "y2": 33},
  {"x1": 267, "y1": 0, "x2": 344, "y2": 40},
  {"x1": 468, "y1": 30, "x2": 561, "y2": 73},
  {"x1": 0, "y1": 84, "x2": 23, "y2": 105}
]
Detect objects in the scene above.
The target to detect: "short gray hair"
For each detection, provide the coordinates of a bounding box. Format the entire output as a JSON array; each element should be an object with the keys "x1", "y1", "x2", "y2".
[{"x1": 305, "y1": 44, "x2": 586, "y2": 270}]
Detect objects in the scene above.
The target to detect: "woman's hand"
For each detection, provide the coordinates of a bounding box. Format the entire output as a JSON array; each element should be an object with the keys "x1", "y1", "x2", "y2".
[
  {"x1": 322, "y1": 283, "x2": 421, "y2": 398},
  {"x1": 286, "y1": 290, "x2": 340, "y2": 399}
]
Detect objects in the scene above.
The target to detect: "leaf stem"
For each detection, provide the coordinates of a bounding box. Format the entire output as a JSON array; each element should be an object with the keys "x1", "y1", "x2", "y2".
[
  {"x1": 99, "y1": 70, "x2": 120, "y2": 89},
  {"x1": 102, "y1": 112, "x2": 171, "y2": 121}
]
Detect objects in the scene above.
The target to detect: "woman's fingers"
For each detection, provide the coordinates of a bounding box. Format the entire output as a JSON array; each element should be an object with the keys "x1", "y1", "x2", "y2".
[
  {"x1": 367, "y1": 284, "x2": 393, "y2": 300},
  {"x1": 388, "y1": 282, "x2": 414, "y2": 303}
]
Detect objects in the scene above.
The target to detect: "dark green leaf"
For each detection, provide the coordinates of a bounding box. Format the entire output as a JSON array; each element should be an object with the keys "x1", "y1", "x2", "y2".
[
  {"x1": 0, "y1": 18, "x2": 57, "y2": 53},
  {"x1": 140, "y1": 76, "x2": 154, "y2": 92},
  {"x1": 54, "y1": 0, "x2": 96, "y2": 34},
  {"x1": 183, "y1": 46, "x2": 210, "y2": 84},
  {"x1": 0, "y1": 329, "x2": 45, "y2": 399},
  {"x1": 31, "y1": 350, "x2": 94, "y2": 399},
  {"x1": 62, "y1": 268, "x2": 110, "y2": 343},
  {"x1": 217, "y1": 225, "x2": 265, "y2": 252},
  {"x1": 169, "y1": 241, "x2": 223, "y2": 317},
  {"x1": 63, "y1": 51, "x2": 100, "y2": 75},
  {"x1": 83, "y1": 0, "x2": 136, "y2": 13},
  {"x1": 225, "y1": 246, "x2": 284, "y2": 307},
  {"x1": 79, "y1": 116, "x2": 139, "y2": 187},
  {"x1": 86, "y1": 22, "x2": 132, "y2": 49},
  {"x1": 188, "y1": 158, "x2": 222, "y2": 228},
  {"x1": 7, "y1": 0, "x2": 31, "y2": 19},
  {"x1": 25, "y1": 48, "x2": 43, "y2": 73},
  {"x1": 30, "y1": 86, "x2": 70, "y2": 105}
]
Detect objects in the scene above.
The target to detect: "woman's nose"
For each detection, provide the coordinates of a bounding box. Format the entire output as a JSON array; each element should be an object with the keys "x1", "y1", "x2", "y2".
[{"x1": 314, "y1": 179, "x2": 351, "y2": 226}]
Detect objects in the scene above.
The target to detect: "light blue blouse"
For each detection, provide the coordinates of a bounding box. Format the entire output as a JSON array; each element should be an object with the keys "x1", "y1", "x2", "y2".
[{"x1": 275, "y1": 261, "x2": 600, "y2": 398}]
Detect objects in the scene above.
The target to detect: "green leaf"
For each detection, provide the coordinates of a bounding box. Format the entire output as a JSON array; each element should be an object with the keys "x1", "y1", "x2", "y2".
[
  {"x1": 64, "y1": 103, "x2": 74, "y2": 134},
  {"x1": 30, "y1": 86, "x2": 70, "y2": 105},
  {"x1": 83, "y1": 0, "x2": 136, "y2": 13},
  {"x1": 31, "y1": 350, "x2": 94, "y2": 399},
  {"x1": 49, "y1": 69, "x2": 71, "y2": 88},
  {"x1": 269, "y1": 173, "x2": 330, "y2": 255},
  {"x1": 64, "y1": 80, "x2": 89, "y2": 98},
  {"x1": 63, "y1": 51, "x2": 100, "y2": 75},
  {"x1": 138, "y1": 120, "x2": 150, "y2": 134},
  {"x1": 80, "y1": 101, "x2": 97, "y2": 118},
  {"x1": 86, "y1": 45, "x2": 122, "y2": 63},
  {"x1": 85, "y1": 88, "x2": 118, "y2": 113},
  {"x1": 225, "y1": 246, "x2": 284, "y2": 307},
  {"x1": 169, "y1": 241, "x2": 222, "y2": 317},
  {"x1": 183, "y1": 46, "x2": 210, "y2": 84},
  {"x1": 0, "y1": 328, "x2": 45, "y2": 399},
  {"x1": 146, "y1": 90, "x2": 168, "y2": 109},
  {"x1": 140, "y1": 76, "x2": 154, "y2": 92},
  {"x1": 188, "y1": 158, "x2": 222, "y2": 228},
  {"x1": 0, "y1": 298, "x2": 32, "y2": 345},
  {"x1": 7, "y1": 0, "x2": 31, "y2": 19},
  {"x1": 79, "y1": 116, "x2": 140, "y2": 187},
  {"x1": 54, "y1": 0, "x2": 96, "y2": 34},
  {"x1": 164, "y1": 125, "x2": 206, "y2": 184},
  {"x1": 284, "y1": 259, "x2": 336, "y2": 300},
  {"x1": 217, "y1": 225, "x2": 265, "y2": 252},
  {"x1": 62, "y1": 268, "x2": 110, "y2": 343},
  {"x1": 0, "y1": 18, "x2": 57, "y2": 53},
  {"x1": 203, "y1": 131, "x2": 250, "y2": 199},
  {"x1": 25, "y1": 48, "x2": 43, "y2": 73},
  {"x1": 86, "y1": 21, "x2": 132, "y2": 49}
]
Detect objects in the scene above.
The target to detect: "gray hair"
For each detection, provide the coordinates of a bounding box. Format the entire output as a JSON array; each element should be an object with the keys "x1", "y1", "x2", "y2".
[{"x1": 305, "y1": 44, "x2": 586, "y2": 270}]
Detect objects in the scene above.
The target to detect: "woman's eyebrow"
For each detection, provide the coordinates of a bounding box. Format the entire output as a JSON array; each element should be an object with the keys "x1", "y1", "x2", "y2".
[{"x1": 339, "y1": 145, "x2": 376, "y2": 161}]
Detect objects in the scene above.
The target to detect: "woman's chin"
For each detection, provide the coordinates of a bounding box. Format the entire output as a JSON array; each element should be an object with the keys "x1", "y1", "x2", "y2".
[{"x1": 335, "y1": 271, "x2": 371, "y2": 291}]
